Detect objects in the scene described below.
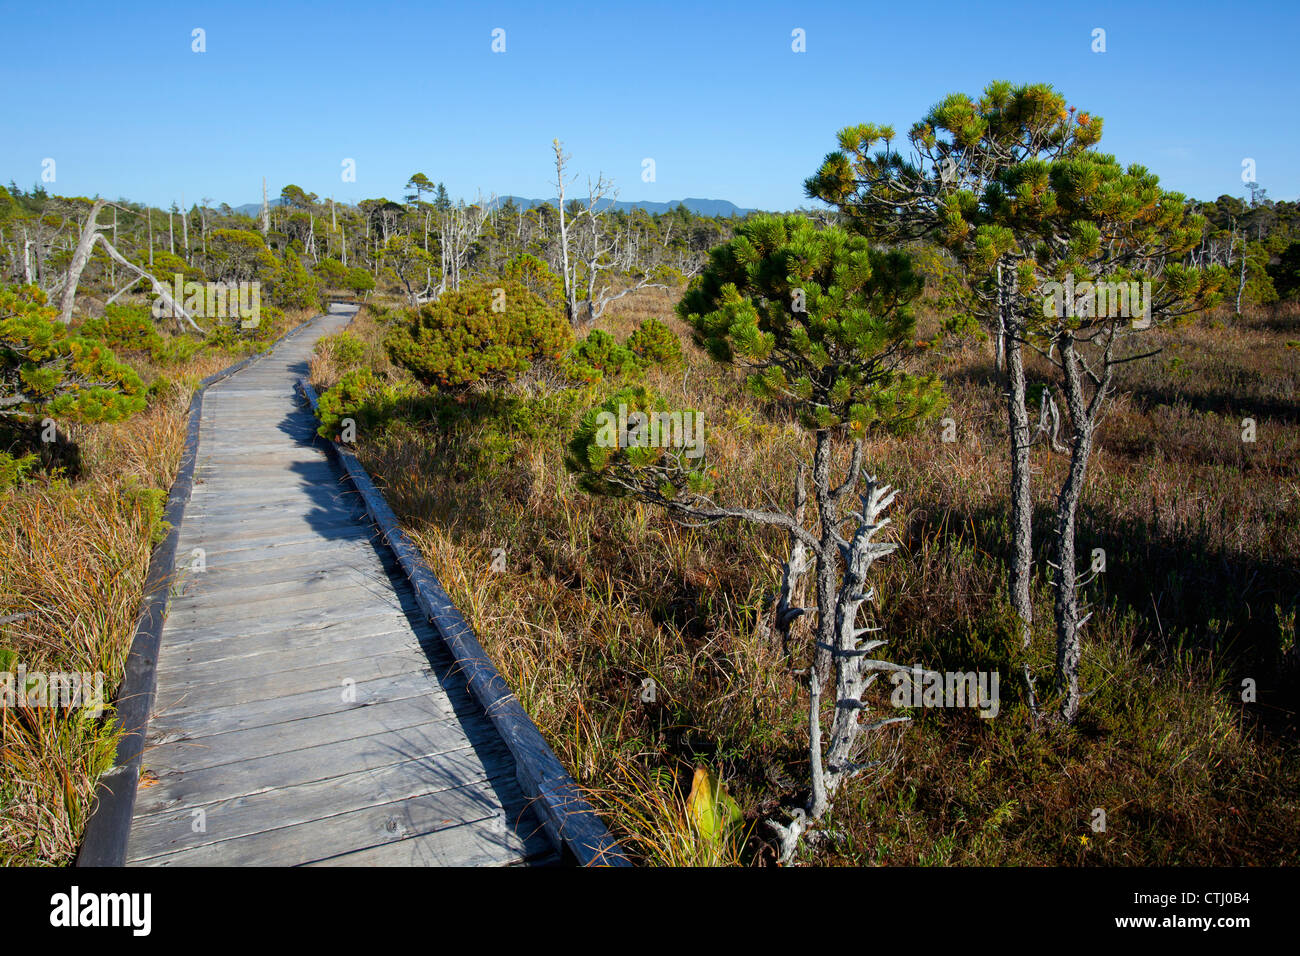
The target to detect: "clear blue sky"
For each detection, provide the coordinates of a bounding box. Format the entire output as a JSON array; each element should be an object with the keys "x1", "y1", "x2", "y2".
[{"x1": 2, "y1": 0, "x2": 1295, "y2": 211}]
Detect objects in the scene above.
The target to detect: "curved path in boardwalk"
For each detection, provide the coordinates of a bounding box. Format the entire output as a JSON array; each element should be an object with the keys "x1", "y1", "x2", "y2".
[{"x1": 124, "y1": 306, "x2": 558, "y2": 866}]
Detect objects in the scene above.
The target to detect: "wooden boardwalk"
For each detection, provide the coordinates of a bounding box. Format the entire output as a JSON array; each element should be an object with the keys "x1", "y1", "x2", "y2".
[{"x1": 123, "y1": 306, "x2": 559, "y2": 866}]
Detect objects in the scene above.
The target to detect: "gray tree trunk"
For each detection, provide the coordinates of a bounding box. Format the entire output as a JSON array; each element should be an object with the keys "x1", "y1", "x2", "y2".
[
  {"x1": 57, "y1": 198, "x2": 106, "y2": 324},
  {"x1": 553, "y1": 140, "x2": 577, "y2": 323},
  {"x1": 1235, "y1": 234, "x2": 1247, "y2": 314},
  {"x1": 1001, "y1": 269, "x2": 1035, "y2": 648},
  {"x1": 1052, "y1": 337, "x2": 1095, "y2": 723},
  {"x1": 774, "y1": 464, "x2": 812, "y2": 656}
]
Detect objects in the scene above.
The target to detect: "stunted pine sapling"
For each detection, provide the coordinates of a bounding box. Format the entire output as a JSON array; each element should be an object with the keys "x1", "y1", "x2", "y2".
[
  {"x1": 1022, "y1": 153, "x2": 1226, "y2": 721},
  {"x1": 567, "y1": 214, "x2": 944, "y2": 860}
]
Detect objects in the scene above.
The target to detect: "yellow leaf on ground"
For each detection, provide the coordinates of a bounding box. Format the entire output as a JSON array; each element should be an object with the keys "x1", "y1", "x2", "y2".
[{"x1": 686, "y1": 765, "x2": 741, "y2": 843}]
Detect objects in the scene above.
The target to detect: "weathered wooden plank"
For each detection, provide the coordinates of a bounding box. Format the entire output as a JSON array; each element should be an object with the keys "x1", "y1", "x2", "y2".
[
  {"x1": 154, "y1": 621, "x2": 439, "y2": 671},
  {"x1": 190, "y1": 457, "x2": 340, "y2": 474},
  {"x1": 134, "y1": 719, "x2": 501, "y2": 817},
  {"x1": 167, "y1": 571, "x2": 419, "y2": 622},
  {"x1": 198, "y1": 420, "x2": 318, "y2": 432},
  {"x1": 187, "y1": 474, "x2": 342, "y2": 492},
  {"x1": 179, "y1": 502, "x2": 367, "y2": 528},
  {"x1": 132, "y1": 774, "x2": 546, "y2": 867},
  {"x1": 144, "y1": 669, "x2": 450, "y2": 741},
  {"x1": 153, "y1": 612, "x2": 424, "y2": 667},
  {"x1": 180, "y1": 500, "x2": 362, "y2": 525},
  {"x1": 192, "y1": 446, "x2": 328, "y2": 459},
  {"x1": 155, "y1": 629, "x2": 438, "y2": 679},
  {"x1": 185, "y1": 488, "x2": 352, "y2": 509},
  {"x1": 183, "y1": 484, "x2": 355, "y2": 505},
  {"x1": 154, "y1": 625, "x2": 430, "y2": 685},
  {"x1": 168, "y1": 533, "x2": 383, "y2": 569},
  {"x1": 303, "y1": 811, "x2": 558, "y2": 867},
  {"x1": 154, "y1": 652, "x2": 432, "y2": 716},
  {"x1": 140, "y1": 693, "x2": 470, "y2": 773},
  {"x1": 170, "y1": 564, "x2": 400, "y2": 603},
  {"x1": 158, "y1": 590, "x2": 421, "y2": 644},
  {"x1": 191, "y1": 457, "x2": 333, "y2": 471},
  {"x1": 194, "y1": 441, "x2": 320, "y2": 454},
  {"x1": 175, "y1": 512, "x2": 370, "y2": 543},
  {"x1": 174, "y1": 520, "x2": 372, "y2": 551},
  {"x1": 168, "y1": 561, "x2": 398, "y2": 608},
  {"x1": 186, "y1": 485, "x2": 350, "y2": 505},
  {"x1": 127, "y1": 763, "x2": 527, "y2": 862}
]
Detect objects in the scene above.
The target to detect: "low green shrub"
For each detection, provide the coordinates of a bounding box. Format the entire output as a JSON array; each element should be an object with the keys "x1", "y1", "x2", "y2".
[
  {"x1": 566, "y1": 384, "x2": 711, "y2": 498},
  {"x1": 78, "y1": 304, "x2": 165, "y2": 356},
  {"x1": 0, "y1": 450, "x2": 38, "y2": 491},
  {"x1": 626, "y1": 318, "x2": 683, "y2": 370},
  {"x1": 504, "y1": 254, "x2": 564, "y2": 305},
  {"x1": 271, "y1": 250, "x2": 325, "y2": 312},
  {"x1": 345, "y1": 267, "x2": 376, "y2": 298},
  {"x1": 315, "y1": 368, "x2": 414, "y2": 441},
  {"x1": 386, "y1": 279, "x2": 571, "y2": 391},
  {"x1": 563, "y1": 329, "x2": 640, "y2": 383},
  {"x1": 1, "y1": 284, "x2": 147, "y2": 426},
  {"x1": 315, "y1": 257, "x2": 348, "y2": 288}
]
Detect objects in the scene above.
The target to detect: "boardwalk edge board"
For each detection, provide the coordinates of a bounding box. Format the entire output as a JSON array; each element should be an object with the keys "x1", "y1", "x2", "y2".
[
  {"x1": 76, "y1": 313, "x2": 328, "y2": 867},
  {"x1": 297, "y1": 377, "x2": 630, "y2": 867}
]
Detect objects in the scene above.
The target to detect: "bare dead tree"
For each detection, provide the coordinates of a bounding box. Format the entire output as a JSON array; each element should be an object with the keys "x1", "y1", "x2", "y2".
[
  {"x1": 56, "y1": 198, "x2": 200, "y2": 332},
  {"x1": 200, "y1": 197, "x2": 212, "y2": 256},
  {"x1": 57, "y1": 198, "x2": 107, "y2": 323},
  {"x1": 766, "y1": 475, "x2": 921, "y2": 862},
  {"x1": 570, "y1": 174, "x2": 656, "y2": 324},
  {"x1": 552, "y1": 138, "x2": 577, "y2": 321},
  {"x1": 433, "y1": 194, "x2": 492, "y2": 298}
]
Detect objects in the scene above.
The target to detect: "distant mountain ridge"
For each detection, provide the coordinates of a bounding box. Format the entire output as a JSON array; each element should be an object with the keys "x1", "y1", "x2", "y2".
[
  {"x1": 491, "y1": 196, "x2": 757, "y2": 217},
  {"x1": 229, "y1": 196, "x2": 756, "y2": 217},
  {"x1": 232, "y1": 199, "x2": 284, "y2": 216}
]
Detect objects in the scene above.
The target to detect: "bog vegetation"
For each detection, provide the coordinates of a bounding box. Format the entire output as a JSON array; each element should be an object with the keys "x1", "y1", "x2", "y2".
[{"x1": 2, "y1": 81, "x2": 1298, "y2": 865}]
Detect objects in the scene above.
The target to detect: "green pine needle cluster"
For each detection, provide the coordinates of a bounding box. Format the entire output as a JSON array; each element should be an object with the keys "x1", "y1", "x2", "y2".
[
  {"x1": 678, "y1": 214, "x2": 945, "y2": 436},
  {"x1": 1, "y1": 284, "x2": 146, "y2": 425}
]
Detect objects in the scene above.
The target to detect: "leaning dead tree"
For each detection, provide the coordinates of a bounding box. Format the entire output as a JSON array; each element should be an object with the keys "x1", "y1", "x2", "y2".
[
  {"x1": 56, "y1": 199, "x2": 108, "y2": 324},
  {"x1": 567, "y1": 215, "x2": 945, "y2": 861},
  {"x1": 56, "y1": 198, "x2": 201, "y2": 331}
]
